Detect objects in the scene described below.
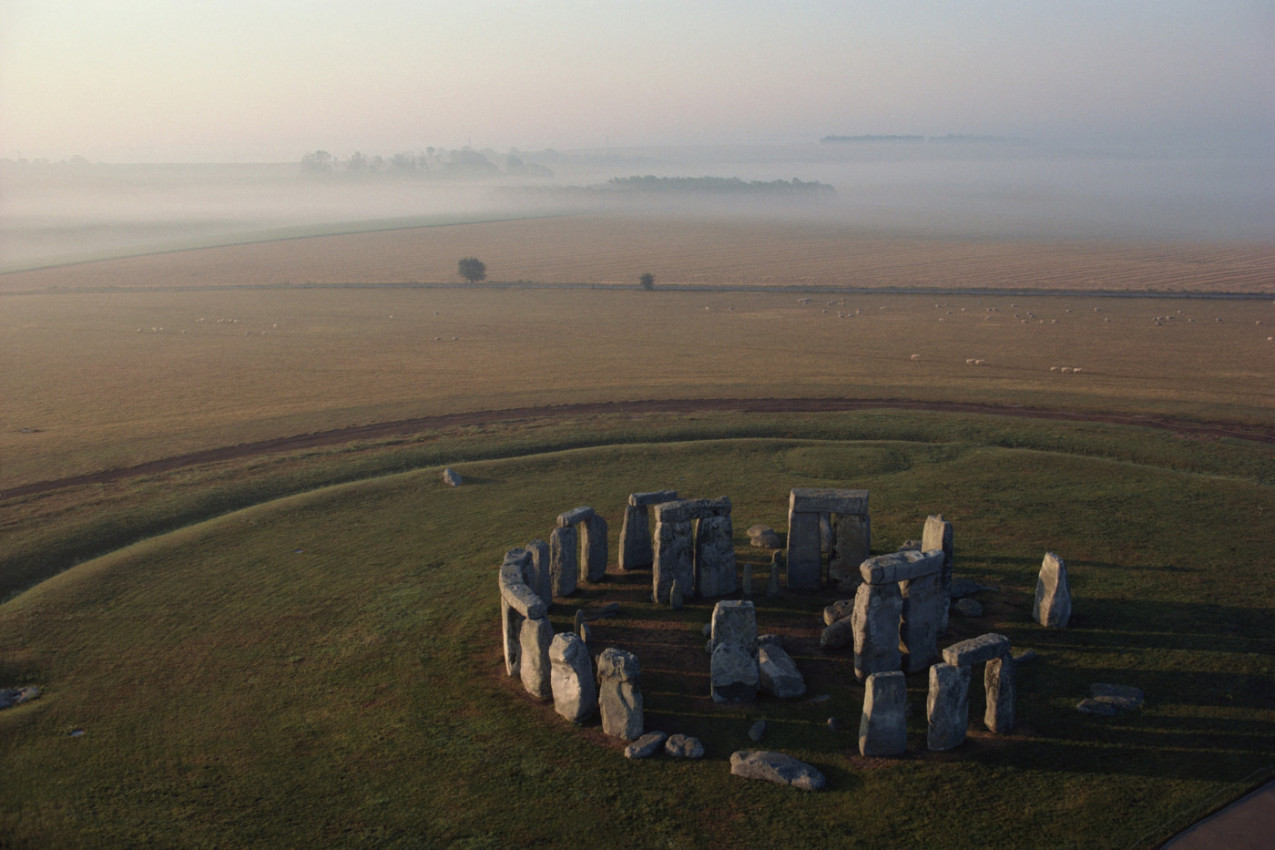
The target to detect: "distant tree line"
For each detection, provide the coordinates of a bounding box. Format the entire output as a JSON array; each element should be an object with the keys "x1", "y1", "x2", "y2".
[
  {"x1": 606, "y1": 175, "x2": 835, "y2": 197},
  {"x1": 300, "y1": 148, "x2": 553, "y2": 179}
]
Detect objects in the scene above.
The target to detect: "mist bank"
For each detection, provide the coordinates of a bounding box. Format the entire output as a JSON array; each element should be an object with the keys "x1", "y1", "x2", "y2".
[{"x1": 3, "y1": 142, "x2": 1271, "y2": 271}]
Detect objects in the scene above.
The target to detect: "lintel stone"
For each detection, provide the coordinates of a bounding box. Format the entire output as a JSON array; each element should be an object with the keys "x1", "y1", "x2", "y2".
[
  {"x1": 652, "y1": 497, "x2": 731, "y2": 524},
  {"x1": 941, "y1": 633, "x2": 1011, "y2": 667},
  {"x1": 789, "y1": 488, "x2": 868, "y2": 516},
  {"x1": 629, "y1": 490, "x2": 679, "y2": 508},
  {"x1": 860, "y1": 549, "x2": 945, "y2": 585},
  {"x1": 557, "y1": 506, "x2": 596, "y2": 527},
  {"x1": 499, "y1": 550, "x2": 546, "y2": 619}
]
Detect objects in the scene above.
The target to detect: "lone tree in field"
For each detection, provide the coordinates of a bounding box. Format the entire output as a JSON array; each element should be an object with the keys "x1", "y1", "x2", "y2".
[
  {"x1": 639, "y1": 272, "x2": 655, "y2": 291},
  {"x1": 457, "y1": 257, "x2": 487, "y2": 284}
]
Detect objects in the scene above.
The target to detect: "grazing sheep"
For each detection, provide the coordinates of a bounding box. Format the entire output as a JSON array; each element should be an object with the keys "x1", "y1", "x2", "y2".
[{"x1": 910, "y1": 354, "x2": 921, "y2": 361}]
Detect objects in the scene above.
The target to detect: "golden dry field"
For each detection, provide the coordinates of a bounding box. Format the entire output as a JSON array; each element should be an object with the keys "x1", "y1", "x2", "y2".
[
  {"x1": 3, "y1": 213, "x2": 1273, "y2": 294},
  {"x1": 3, "y1": 270, "x2": 1273, "y2": 491}
]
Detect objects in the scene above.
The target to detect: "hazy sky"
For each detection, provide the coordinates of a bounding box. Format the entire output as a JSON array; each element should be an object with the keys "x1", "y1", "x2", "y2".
[{"x1": 2, "y1": 0, "x2": 1272, "y2": 162}]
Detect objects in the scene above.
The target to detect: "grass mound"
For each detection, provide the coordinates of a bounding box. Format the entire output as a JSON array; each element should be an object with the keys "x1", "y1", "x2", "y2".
[{"x1": 2, "y1": 429, "x2": 1273, "y2": 847}]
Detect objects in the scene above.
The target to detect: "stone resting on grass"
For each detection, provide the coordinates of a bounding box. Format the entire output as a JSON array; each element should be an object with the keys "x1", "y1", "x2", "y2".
[{"x1": 1033, "y1": 551, "x2": 1071, "y2": 628}]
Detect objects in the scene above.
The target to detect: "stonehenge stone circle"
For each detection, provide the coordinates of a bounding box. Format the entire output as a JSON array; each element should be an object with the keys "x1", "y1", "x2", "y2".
[
  {"x1": 549, "y1": 632, "x2": 596, "y2": 723},
  {"x1": 786, "y1": 488, "x2": 870, "y2": 591},
  {"x1": 927, "y1": 663, "x2": 971, "y2": 750},
  {"x1": 859, "y1": 670, "x2": 908, "y2": 757},
  {"x1": 1033, "y1": 551, "x2": 1072, "y2": 628},
  {"x1": 596, "y1": 648, "x2": 643, "y2": 740},
  {"x1": 730, "y1": 751, "x2": 826, "y2": 790},
  {"x1": 619, "y1": 490, "x2": 677, "y2": 571}
]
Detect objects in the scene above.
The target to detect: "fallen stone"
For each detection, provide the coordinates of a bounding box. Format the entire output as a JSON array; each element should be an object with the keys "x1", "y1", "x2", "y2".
[
  {"x1": 442, "y1": 468, "x2": 462, "y2": 487},
  {"x1": 664, "y1": 734, "x2": 705, "y2": 759},
  {"x1": 747, "y1": 524, "x2": 782, "y2": 548},
  {"x1": 758, "y1": 643, "x2": 806, "y2": 699},
  {"x1": 1077, "y1": 698, "x2": 1119, "y2": 717},
  {"x1": 730, "y1": 750, "x2": 826, "y2": 790},
  {"x1": 806, "y1": 694, "x2": 832, "y2": 704},
  {"x1": 954, "y1": 598, "x2": 983, "y2": 618},
  {"x1": 859, "y1": 670, "x2": 908, "y2": 756},
  {"x1": 748, "y1": 719, "x2": 767, "y2": 742},
  {"x1": 549, "y1": 632, "x2": 596, "y2": 723},
  {"x1": 624, "y1": 731, "x2": 668, "y2": 759},
  {"x1": 1033, "y1": 552, "x2": 1072, "y2": 628},
  {"x1": 820, "y1": 617, "x2": 856, "y2": 650},
  {"x1": 823, "y1": 598, "x2": 855, "y2": 626},
  {"x1": 942, "y1": 633, "x2": 1011, "y2": 667},
  {"x1": 596, "y1": 648, "x2": 643, "y2": 740},
  {"x1": 897, "y1": 540, "x2": 922, "y2": 552},
  {"x1": 1090, "y1": 683, "x2": 1144, "y2": 711},
  {"x1": 0, "y1": 686, "x2": 40, "y2": 710}
]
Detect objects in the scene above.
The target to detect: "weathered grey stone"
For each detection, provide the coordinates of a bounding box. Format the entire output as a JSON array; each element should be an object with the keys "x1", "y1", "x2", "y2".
[
  {"x1": 711, "y1": 643, "x2": 760, "y2": 703},
  {"x1": 519, "y1": 617, "x2": 553, "y2": 699},
  {"x1": 741, "y1": 563, "x2": 753, "y2": 597},
  {"x1": 629, "y1": 490, "x2": 678, "y2": 508},
  {"x1": 584, "y1": 602, "x2": 621, "y2": 621},
  {"x1": 922, "y1": 515, "x2": 954, "y2": 631},
  {"x1": 823, "y1": 598, "x2": 855, "y2": 626},
  {"x1": 549, "y1": 526, "x2": 579, "y2": 597},
  {"x1": 573, "y1": 608, "x2": 586, "y2": 634},
  {"x1": 829, "y1": 512, "x2": 871, "y2": 591},
  {"x1": 984, "y1": 655, "x2": 1015, "y2": 733},
  {"x1": 820, "y1": 616, "x2": 856, "y2": 650},
  {"x1": 859, "y1": 549, "x2": 943, "y2": 585},
  {"x1": 897, "y1": 540, "x2": 922, "y2": 552},
  {"x1": 624, "y1": 731, "x2": 668, "y2": 758},
  {"x1": 942, "y1": 633, "x2": 1011, "y2": 667},
  {"x1": 442, "y1": 467, "x2": 462, "y2": 487},
  {"x1": 499, "y1": 550, "x2": 547, "y2": 620},
  {"x1": 582, "y1": 514, "x2": 609, "y2": 582},
  {"x1": 926, "y1": 662, "x2": 971, "y2": 750},
  {"x1": 652, "y1": 519, "x2": 693, "y2": 604},
  {"x1": 758, "y1": 644, "x2": 806, "y2": 698},
  {"x1": 1033, "y1": 551, "x2": 1072, "y2": 628},
  {"x1": 757, "y1": 633, "x2": 783, "y2": 649},
  {"x1": 618, "y1": 504, "x2": 651, "y2": 571},
  {"x1": 525, "y1": 539, "x2": 552, "y2": 606},
  {"x1": 711, "y1": 600, "x2": 758, "y2": 653},
  {"x1": 549, "y1": 633, "x2": 596, "y2": 723},
  {"x1": 557, "y1": 505, "x2": 595, "y2": 528},
  {"x1": 501, "y1": 597, "x2": 523, "y2": 678},
  {"x1": 1077, "y1": 698, "x2": 1119, "y2": 716},
  {"x1": 747, "y1": 524, "x2": 781, "y2": 548},
  {"x1": 596, "y1": 648, "x2": 643, "y2": 740},
  {"x1": 730, "y1": 751, "x2": 826, "y2": 790},
  {"x1": 669, "y1": 579, "x2": 684, "y2": 610},
  {"x1": 852, "y1": 582, "x2": 903, "y2": 681},
  {"x1": 748, "y1": 719, "x2": 767, "y2": 742},
  {"x1": 900, "y1": 571, "x2": 944, "y2": 673},
  {"x1": 819, "y1": 513, "x2": 834, "y2": 553},
  {"x1": 767, "y1": 555, "x2": 781, "y2": 596},
  {"x1": 695, "y1": 514, "x2": 737, "y2": 598},
  {"x1": 664, "y1": 734, "x2": 705, "y2": 759},
  {"x1": 859, "y1": 670, "x2": 908, "y2": 756},
  {"x1": 786, "y1": 510, "x2": 822, "y2": 589},
  {"x1": 653, "y1": 497, "x2": 730, "y2": 524},
  {"x1": 954, "y1": 597, "x2": 983, "y2": 618},
  {"x1": 578, "y1": 621, "x2": 592, "y2": 650},
  {"x1": 1090, "y1": 683, "x2": 1143, "y2": 711},
  {"x1": 790, "y1": 488, "x2": 869, "y2": 516}
]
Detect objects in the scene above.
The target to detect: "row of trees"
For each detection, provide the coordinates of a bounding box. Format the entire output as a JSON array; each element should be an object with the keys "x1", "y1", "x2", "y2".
[{"x1": 300, "y1": 149, "x2": 552, "y2": 178}]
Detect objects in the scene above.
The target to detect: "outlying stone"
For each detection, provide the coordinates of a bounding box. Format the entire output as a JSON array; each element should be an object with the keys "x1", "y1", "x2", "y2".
[
  {"x1": 747, "y1": 524, "x2": 782, "y2": 548},
  {"x1": 549, "y1": 633, "x2": 596, "y2": 723},
  {"x1": 730, "y1": 751, "x2": 826, "y2": 790},
  {"x1": 758, "y1": 643, "x2": 805, "y2": 699},
  {"x1": 0, "y1": 686, "x2": 40, "y2": 710},
  {"x1": 1033, "y1": 552, "x2": 1072, "y2": 628},
  {"x1": 624, "y1": 731, "x2": 668, "y2": 759},
  {"x1": 1089, "y1": 683, "x2": 1143, "y2": 711},
  {"x1": 596, "y1": 648, "x2": 643, "y2": 740},
  {"x1": 442, "y1": 467, "x2": 462, "y2": 486},
  {"x1": 664, "y1": 734, "x2": 705, "y2": 759},
  {"x1": 941, "y1": 633, "x2": 1011, "y2": 667},
  {"x1": 859, "y1": 670, "x2": 908, "y2": 756},
  {"x1": 927, "y1": 663, "x2": 971, "y2": 751}
]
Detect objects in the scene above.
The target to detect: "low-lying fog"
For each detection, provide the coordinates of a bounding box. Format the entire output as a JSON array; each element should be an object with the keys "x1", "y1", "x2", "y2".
[{"x1": 3, "y1": 140, "x2": 1272, "y2": 272}]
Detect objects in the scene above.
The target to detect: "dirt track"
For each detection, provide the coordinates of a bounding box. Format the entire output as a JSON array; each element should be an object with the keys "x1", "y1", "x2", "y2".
[{"x1": 4, "y1": 397, "x2": 1273, "y2": 502}]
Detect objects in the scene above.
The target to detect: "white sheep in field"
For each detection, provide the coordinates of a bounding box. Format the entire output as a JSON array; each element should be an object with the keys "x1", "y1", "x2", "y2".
[{"x1": 910, "y1": 354, "x2": 921, "y2": 361}]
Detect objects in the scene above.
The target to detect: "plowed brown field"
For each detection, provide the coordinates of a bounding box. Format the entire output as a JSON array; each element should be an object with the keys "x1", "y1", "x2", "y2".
[{"x1": 4, "y1": 213, "x2": 1273, "y2": 293}]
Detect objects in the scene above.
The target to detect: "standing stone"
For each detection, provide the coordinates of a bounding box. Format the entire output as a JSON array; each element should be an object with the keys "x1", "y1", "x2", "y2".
[
  {"x1": 619, "y1": 505, "x2": 652, "y2": 571},
  {"x1": 550, "y1": 525, "x2": 579, "y2": 597},
  {"x1": 442, "y1": 467, "x2": 462, "y2": 487},
  {"x1": 741, "y1": 564, "x2": 753, "y2": 598},
  {"x1": 829, "y1": 513, "x2": 871, "y2": 592},
  {"x1": 519, "y1": 617, "x2": 554, "y2": 699},
  {"x1": 859, "y1": 670, "x2": 908, "y2": 756},
  {"x1": 984, "y1": 655, "x2": 1015, "y2": 733},
  {"x1": 596, "y1": 648, "x2": 643, "y2": 740},
  {"x1": 710, "y1": 601, "x2": 759, "y2": 703},
  {"x1": 852, "y1": 582, "x2": 903, "y2": 681},
  {"x1": 1033, "y1": 551, "x2": 1072, "y2": 628},
  {"x1": 669, "y1": 580, "x2": 684, "y2": 610},
  {"x1": 819, "y1": 513, "x2": 835, "y2": 554},
  {"x1": 786, "y1": 511, "x2": 822, "y2": 589},
  {"x1": 526, "y1": 539, "x2": 552, "y2": 606},
  {"x1": 922, "y1": 515, "x2": 954, "y2": 632},
  {"x1": 549, "y1": 633, "x2": 596, "y2": 723},
  {"x1": 694, "y1": 514, "x2": 737, "y2": 598},
  {"x1": 926, "y1": 663, "x2": 971, "y2": 750},
  {"x1": 501, "y1": 598, "x2": 524, "y2": 678},
  {"x1": 582, "y1": 514, "x2": 609, "y2": 583},
  {"x1": 758, "y1": 643, "x2": 806, "y2": 698},
  {"x1": 900, "y1": 570, "x2": 944, "y2": 673},
  {"x1": 652, "y1": 516, "x2": 694, "y2": 604},
  {"x1": 767, "y1": 554, "x2": 781, "y2": 596}
]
